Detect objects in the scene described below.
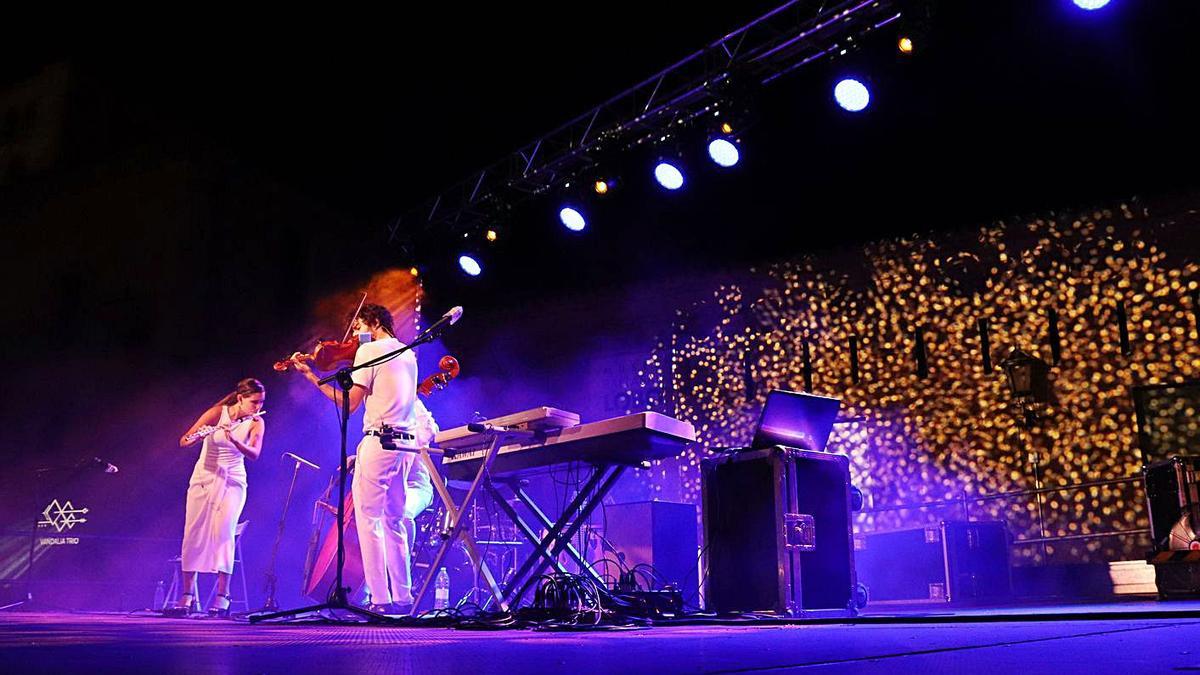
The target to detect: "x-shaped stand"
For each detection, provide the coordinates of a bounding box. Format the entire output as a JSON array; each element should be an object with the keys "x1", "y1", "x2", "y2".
[
  {"x1": 489, "y1": 464, "x2": 626, "y2": 606},
  {"x1": 410, "y1": 427, "x2": 540, "y2": 614}
]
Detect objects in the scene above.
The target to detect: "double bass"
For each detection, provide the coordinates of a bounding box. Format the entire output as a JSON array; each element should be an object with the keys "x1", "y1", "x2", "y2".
[{"x1": 301, "y1": 355, "x2": 461, "y2": 601}]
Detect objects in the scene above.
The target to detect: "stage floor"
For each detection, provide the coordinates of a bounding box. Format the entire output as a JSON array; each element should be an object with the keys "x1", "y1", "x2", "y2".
[{"x1": 3, "y1": 601, "x2": 1199, "y2": 674}]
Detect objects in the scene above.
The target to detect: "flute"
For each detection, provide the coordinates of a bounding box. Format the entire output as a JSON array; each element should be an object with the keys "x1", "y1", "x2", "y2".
[{"x1": 183, "y1": 411, "x2": 266, "y2": 444}]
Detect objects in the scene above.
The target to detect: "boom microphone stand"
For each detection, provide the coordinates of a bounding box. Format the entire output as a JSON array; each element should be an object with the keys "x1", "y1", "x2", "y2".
[
  {"x1": 255, "y1": 452, "x2": 320, "y2": 613},
  {"x1": 250, "y1": 308, "x2": 461, "y2": 623},
  {"x1": 250, "y1": 370, "x2": 389, "y2": 623}
]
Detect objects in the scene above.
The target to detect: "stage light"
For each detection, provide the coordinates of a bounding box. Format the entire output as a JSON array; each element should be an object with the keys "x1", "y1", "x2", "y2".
[
  {"x1": 486, "y1": 229, "x2": 498, "y2": 242},
  {"x1": 409, "y1": 266, "x2": 419, "y2": 277},
  {"x1": 654, "y1": 161, "x2": 685, "y2": 190},
  {"x1": 834, "y1": 78, "x2": 871, "y2": 112},
  {"x1": 707, "y1": 138, "x2": 740, "y2": 168},
  {"x1": 559, "y1": 206, "x2": 587, "y2": 232},
  {"x1": 898, "y1": 36, "x2": 914, "y2": 54},
  {"x1": 720, "y1": 122, "x2": 734, "y2": 135},
  {"x1": 458, "y1": 254, "x2": 482, "y2": 277},
  {"x1": 1073, "y1": 0, "x2": 1110, "y2": 10},
  {"x1": 594, "y1": 179, "x2": 610, "y2": 195}
]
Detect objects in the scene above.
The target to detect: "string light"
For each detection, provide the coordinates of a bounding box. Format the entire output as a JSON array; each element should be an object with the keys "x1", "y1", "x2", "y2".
[{"x1": 628, "y1": 206, "x2": 1200, "y2": 564}]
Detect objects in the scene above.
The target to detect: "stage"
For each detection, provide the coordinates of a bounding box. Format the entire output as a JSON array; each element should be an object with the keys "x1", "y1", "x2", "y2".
[{"x1": 3, "y1": 601, "x2": 1199, "y2": 674}]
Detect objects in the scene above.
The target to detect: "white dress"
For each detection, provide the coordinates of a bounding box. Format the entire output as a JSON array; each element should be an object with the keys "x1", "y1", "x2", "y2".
[{"x1": 180, "y1": 406, "x2": 253, "y2": 574}]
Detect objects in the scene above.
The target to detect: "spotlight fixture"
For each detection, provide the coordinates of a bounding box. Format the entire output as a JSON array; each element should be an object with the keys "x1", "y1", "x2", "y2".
[
  {"x1": 559, "y1": 206, "x2": 587, "y2": 232},
  {"x1": 593, "y1": 177, "x2": 619, "y2": 196},
  {"x1": 707, "y1": 137, "x2": 740, "y2": 168},
  {"x1": 409, "y1": 266, "x2": 420, "y2": 277},
  {"x1": 485, "y1": 229, "x2": 498, "y2": 242},
  {"x1": 458, "y1": 254, "x2": 482, "y2": 277},
  {"x1": 720, "y1": 122, "x2": 734, "y2": 135},
  {"x1": 653, "y1": 160, "x2": 685, "y2": 190},
  {"x1": 1073, "y1": 0, "x2": 1111, "y2": 10},
  {"x1": 834, "y1": 78, "x2": 871, "y2": 112},
  {"x1": 897, "y1": 36, "x2": 914, "y2": 54}
]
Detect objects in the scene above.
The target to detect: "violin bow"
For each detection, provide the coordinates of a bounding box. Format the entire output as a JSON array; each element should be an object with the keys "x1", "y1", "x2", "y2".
[{"x1": 341, "y1": 292, "x2": 369, "y2": 343}]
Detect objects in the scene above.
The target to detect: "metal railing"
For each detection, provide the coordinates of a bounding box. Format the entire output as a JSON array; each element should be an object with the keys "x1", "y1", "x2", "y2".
[{"x1": 857, "y1": 474, "x2": 1150, "y2": 551}]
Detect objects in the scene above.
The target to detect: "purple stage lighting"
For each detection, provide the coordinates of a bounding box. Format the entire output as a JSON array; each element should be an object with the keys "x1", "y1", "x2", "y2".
[
  {"x1": 1073, "y1": 0, "x2": 1110, "y2": 9},
  {"x1": 834, "y1": 78, "x2": 870, "y2": 112},
  {"x1": 458, "y1": 254, "x2": 482, "y2": 276},
  {"x1": 559, "y1": 207, "x2": 587, "y2": 232},
  {"x1": 707, "y1": 138, "x2": 740, "y2": 167},
  {"x1": 654, "y1": 161, "x2": 685, "y2": 190}
]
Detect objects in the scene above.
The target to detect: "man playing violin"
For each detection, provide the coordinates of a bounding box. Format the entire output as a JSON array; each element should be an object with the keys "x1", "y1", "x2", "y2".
[{"x1": 290, "y1": 303, "x2": 420, "y2": 614}]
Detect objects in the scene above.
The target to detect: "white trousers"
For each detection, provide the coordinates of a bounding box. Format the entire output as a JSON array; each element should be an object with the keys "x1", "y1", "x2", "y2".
[
  {"x1": 353, "y1": 435, "x2": 415, "y2": 605},
  {"x1": 400, "y1": 459, "x2": 434, "y2": 571}
]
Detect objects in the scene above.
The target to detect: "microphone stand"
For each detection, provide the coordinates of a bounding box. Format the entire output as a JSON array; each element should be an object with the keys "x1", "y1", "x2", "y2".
[
  {"x1": 254, "y1": 452, "x2": 319, "y2": 614},
  {"x1": 250, "y1": 321, "x2": 449, "y2": 624}
]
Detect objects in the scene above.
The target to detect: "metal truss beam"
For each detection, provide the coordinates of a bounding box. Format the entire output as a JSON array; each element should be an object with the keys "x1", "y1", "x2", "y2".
[{"x1": 388, "y1": 0, "x2": 904, "y2": 246}]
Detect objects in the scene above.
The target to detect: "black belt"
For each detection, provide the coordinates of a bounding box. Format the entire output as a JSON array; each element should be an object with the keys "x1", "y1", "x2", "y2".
[{"x1": 365, "y1": 429, "x2": 415, "y2": 441}]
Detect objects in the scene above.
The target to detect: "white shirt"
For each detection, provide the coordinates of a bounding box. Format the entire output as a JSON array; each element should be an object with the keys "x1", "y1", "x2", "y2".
[{"x1": 351, "y1": 337, "x2": 418, "y2": 433}]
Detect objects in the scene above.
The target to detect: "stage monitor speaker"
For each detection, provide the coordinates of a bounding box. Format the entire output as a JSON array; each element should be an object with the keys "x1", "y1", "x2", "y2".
[
  {"x1": 854, "y1": 520, "x2": 1011, "y2": 605},
  {"x1": 702, "y1": 447, "x2": 857, "y2": 617},
  {"x1": 602, "y1": 501, "x2": 698, "y2": 601}
]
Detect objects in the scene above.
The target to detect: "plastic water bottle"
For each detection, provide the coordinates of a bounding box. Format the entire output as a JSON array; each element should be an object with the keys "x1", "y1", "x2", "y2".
[
  {"x1": 434, "y1": 567, "x2": 450, "y2": 610},
  {"x1": 153, "y1": 581, "x2": 166, "y2": 610}
]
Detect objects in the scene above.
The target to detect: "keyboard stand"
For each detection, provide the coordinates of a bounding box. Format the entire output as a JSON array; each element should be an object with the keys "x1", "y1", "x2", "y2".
[
  {"x1": 409, "y1": 426, "x2": 538, "y2": 615},
  {"x1": 487, "y1": 464, "x2": 626, "y2": 606}
]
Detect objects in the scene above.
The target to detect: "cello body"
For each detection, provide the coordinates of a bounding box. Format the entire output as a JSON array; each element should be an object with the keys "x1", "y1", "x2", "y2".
[{"x1": 303, "y1": 491, "x2": 363, "y2": 601}]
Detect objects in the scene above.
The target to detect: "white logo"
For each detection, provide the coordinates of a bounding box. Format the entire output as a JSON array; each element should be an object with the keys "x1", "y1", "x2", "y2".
[{"x1": 39, "y1": 499, "x2": 89, "y2": 532}]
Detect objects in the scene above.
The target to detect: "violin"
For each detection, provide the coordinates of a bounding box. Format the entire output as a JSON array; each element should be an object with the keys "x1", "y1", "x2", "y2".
[
  {"x1": 274, "y1": 339, "x2": 359, "y2": 373},
  {"x1": 418, "y1": 355, "x2": 460, "y2": 396},
  {"x1": 275, "y1": 292, "x2": 369, "y2": 373}
]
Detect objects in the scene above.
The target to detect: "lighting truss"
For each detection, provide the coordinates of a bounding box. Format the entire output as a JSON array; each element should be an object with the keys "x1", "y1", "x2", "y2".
[{"x1": 388, "y1": 0, "x2": 904, "y2": 246}]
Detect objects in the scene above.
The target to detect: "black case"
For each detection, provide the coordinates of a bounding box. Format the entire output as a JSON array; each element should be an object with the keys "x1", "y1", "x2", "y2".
[
  {"x1": 701, "y1": 446, "x2": 857, "y2": 617},
  {"x1": 1143, "y1": 455, "x2": 1200, "y2": 551},
  {"x1": 1143, "y1": 456, "x2": 1200, "y2": 597},
  {"x1": 852, "y1": 520, "x2": 1012, "y2": 605}
]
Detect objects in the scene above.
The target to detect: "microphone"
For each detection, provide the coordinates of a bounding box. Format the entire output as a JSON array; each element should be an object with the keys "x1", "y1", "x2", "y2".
[
  {"x1": 415, "y1": 306, "x2": 464, "y2": 343},
  {"x1": 282, "y1": 452, "x2": 320, "y2": 470},
  {"x1": 87, "y1": 457, "x2": 119, "y2": 474}
]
